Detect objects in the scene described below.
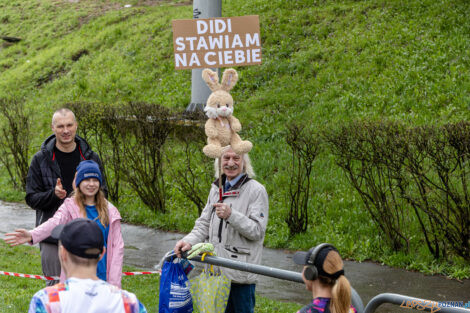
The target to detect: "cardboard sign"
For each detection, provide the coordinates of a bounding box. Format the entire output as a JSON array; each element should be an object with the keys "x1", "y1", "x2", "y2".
[{"x1": 172, "y1": 15, "x2": 262, "y2": 69}]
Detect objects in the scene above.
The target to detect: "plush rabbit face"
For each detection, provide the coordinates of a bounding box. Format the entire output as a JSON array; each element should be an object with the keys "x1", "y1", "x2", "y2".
[
  {"x1": 204, "y1": 90, "x2": 234, "y2": 119},
  {"x1": 202, "y1": 68, "x2": 238, "y2": 119}
]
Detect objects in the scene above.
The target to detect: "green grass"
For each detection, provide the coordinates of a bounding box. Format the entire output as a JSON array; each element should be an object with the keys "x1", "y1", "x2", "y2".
[
  {"x1": 0, "y1": 0, "x2": 469, "y2": 280},
  {"x1": 0, "y1": 242, "x2": 301, "y2": 312},
  {"x1": 0, "y1": 243, "x2": 44, "y2": 311}
]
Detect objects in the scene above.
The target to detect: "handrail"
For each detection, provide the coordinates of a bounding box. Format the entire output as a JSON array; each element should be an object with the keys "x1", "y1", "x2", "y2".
[
  {"x1": 364, "y1": 293, "x2": 469, "y2": 313},
  {"x1": 164, "y1": 251, "x2": 468, "y2": 313},
  {"x1": 190, "y1": 254, "x2": 303, "y2": 283},
  {"x1": 189, "y1": 253, "x2": 365, "y2": 313}
]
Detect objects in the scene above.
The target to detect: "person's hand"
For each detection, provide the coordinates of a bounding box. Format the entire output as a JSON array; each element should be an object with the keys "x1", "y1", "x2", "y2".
[
  {"x1": 174, "y1": 240, "x2": 192, "y2": 258},
  {"x1": 55, "y1": 178, "x2": 66, "y2": 199},
  {"x1": 214, "y1": 203, "x2": 231, "y2": 219},
  {"x1": 4, "y1": 229, "x2": 33, "y2": 246}
]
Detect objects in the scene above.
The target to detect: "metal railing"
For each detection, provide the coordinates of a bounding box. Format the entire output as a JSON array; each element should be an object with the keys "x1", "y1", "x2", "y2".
[
  {"x1": 364, "y1": 293, "x2": 469, "y2": 313},
  {"x1": 189, "y1": 253, "x2": 365, "y2": 313},
  {"x1": 165, "y1": 252, "x2": 468, "y2": 313}
]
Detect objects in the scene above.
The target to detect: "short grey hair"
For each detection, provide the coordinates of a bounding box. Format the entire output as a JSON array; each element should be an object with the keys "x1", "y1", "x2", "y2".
[
  {"x1": 52, "y1": 108, "x2": 76, "y2": 125},
  {"x1": 214, "y1": 146, "x2": 255, "y2": 178}
]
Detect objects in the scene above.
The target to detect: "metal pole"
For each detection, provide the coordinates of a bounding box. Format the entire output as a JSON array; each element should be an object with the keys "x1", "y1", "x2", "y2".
[
  {"x1": 186, "y1": 0, "x2": 222, "y2": 112},
  {"x1": 191, "y1": 254, "x2": 303, "y2": 283},
  {"x1": 190, "y1": 254, "x2": 365, "y2": 313},
  {"x1": 364, "y1": 293, "x2": 469, "y2": 313}
]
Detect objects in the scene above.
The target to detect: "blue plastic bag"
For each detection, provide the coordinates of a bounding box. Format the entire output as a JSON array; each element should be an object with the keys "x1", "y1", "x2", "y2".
[{"x1": 159, "y1": 258, "x2": 193, "y2": 313}]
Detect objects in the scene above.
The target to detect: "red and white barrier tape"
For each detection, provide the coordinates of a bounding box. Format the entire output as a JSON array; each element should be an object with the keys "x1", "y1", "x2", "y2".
[
  {"x1": 0, "y1": 270, "x2": 161, "y2": 281},
  {"x1": 0, "y1": 271, "x2": 57, "y2": 281},
  {"x1": 123, "y1": 270, "x2": 161, "y2": 276}
]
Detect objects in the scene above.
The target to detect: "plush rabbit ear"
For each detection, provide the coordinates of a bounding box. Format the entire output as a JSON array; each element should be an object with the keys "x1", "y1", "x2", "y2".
[
  {"x1": 202, "y1": 69, "x2": 221, "y2": 91},
  {"x1": 221, "y1": 68, "x2": 238, "y2": 92}
]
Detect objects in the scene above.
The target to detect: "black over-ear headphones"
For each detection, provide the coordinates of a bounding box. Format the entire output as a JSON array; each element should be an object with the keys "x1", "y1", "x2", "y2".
[{"x1": 304, "y1": 243, "x2": 335, "y2": 281}]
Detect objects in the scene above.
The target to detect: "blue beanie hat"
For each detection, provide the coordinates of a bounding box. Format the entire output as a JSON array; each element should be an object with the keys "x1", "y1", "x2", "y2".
[{"x1": 75, "y1": 160, "x2": 102, "y2": 187}]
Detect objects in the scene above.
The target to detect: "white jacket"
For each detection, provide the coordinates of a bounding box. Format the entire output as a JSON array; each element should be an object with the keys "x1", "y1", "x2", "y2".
[{"x1": 184, "y1": 175, "x2": 269, "y2": 284}]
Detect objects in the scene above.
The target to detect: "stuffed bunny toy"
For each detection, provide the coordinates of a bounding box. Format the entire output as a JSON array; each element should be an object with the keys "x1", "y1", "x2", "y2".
[{"x1": 202, "y1": 68, "x2": 252, "y2": 158}]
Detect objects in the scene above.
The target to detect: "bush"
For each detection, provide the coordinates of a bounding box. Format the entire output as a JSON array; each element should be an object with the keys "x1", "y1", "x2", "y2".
[
  {"x1": 115, "y1": 102, "x2": 173, "y2": 212},
  {"x1": 0, "y1": 97, "x2": 31, "y2": 190},
  {"x1": 401, "y1": 122, "x2": 470, "y2": 260},
  {"x1": 324, "y1": 120, "x2": 411, "y2": 251},
  {"x1": 324, "y1": 119, "x2": 469, "y2": 260},
  {"x1": 168, "y1": 111, "x2": 212, "y2": 215},
  {"x1": 285, "y1": 123, "x2": 322, "y2": 236},
  {"x1": 69, "y1": 102, "x2": 173, "y2": 212}
]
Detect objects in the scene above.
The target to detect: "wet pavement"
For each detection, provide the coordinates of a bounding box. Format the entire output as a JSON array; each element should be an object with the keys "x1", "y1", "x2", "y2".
[{"x1": 0, "y1": 201, "x2": 469, "y2": 312}]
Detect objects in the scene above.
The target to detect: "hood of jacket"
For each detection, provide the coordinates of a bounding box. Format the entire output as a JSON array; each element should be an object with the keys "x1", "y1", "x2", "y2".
[{"x1": 41, "y1": 134, "x2": 94, "y2": 159}]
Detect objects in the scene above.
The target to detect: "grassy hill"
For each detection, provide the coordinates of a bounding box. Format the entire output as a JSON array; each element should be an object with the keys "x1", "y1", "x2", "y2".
[{"x1": 1, "y1": 0, "x2": 469, "y2": 278}]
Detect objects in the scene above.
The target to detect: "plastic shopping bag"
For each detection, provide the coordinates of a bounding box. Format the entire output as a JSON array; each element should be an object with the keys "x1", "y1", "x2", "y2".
[
  {"x1": 159, "y1": 258, "x2": 193, "y2": 313},
  {"x1": 190, "y1": 267, "x2": 230, "y2": 313}
]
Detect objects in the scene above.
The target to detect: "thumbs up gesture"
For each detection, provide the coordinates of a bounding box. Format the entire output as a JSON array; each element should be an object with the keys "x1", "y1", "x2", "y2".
[{"x1": 55, "y1": 178, "x2": 66, "y2": 199}]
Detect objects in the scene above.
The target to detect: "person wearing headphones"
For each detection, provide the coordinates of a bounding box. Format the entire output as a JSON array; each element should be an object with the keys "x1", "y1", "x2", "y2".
[{"x1": 293, "y1": 243, "x2": 357, "y2": 313}]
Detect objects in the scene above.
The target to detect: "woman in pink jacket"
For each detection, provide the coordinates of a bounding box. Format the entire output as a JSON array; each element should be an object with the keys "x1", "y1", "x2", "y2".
[{"x1": 5, "y1": 160, "x2": 124, "y2": 287}]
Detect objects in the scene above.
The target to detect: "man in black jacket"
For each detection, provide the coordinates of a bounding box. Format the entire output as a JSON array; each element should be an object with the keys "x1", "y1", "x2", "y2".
[{"x1": 25, "y1": 108, "x2": 107, "y2": 286}]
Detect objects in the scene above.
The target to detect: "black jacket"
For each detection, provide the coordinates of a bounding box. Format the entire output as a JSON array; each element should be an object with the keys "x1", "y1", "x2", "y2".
[{"x1": 25, "y1": 134, "x2": 108, "y2": 243}]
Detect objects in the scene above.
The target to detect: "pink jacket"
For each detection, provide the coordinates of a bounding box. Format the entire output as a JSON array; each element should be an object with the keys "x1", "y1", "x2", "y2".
[{"x1": 30, "y1": 197, "x2": 124, "y2": 287}]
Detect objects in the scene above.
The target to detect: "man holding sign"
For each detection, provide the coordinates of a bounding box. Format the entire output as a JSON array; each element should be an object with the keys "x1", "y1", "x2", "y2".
[
  {"x1": 173, "y1": 15, "x2": 266, "y2": 313},
  {"x1": 25, "y1": 108, "x2": 107, "y2": 286}
]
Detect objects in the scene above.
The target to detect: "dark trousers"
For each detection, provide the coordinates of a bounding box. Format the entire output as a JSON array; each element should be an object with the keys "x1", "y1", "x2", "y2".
[{"x1": 225, "y1": 283, "x2": 256, "y2": 313}]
